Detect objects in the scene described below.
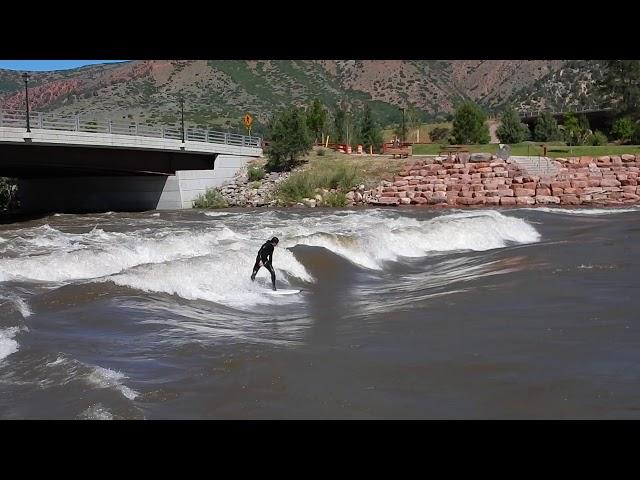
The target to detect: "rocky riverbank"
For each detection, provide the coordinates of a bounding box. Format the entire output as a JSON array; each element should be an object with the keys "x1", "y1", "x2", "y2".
[{"x1": 216, "y1": 153, "x2": 640, "y2": 208}]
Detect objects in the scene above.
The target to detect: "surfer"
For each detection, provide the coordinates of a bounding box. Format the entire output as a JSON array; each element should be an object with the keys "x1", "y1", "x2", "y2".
[{"x1": 251, "y1": 237, "x2": 279, "y2": 291}]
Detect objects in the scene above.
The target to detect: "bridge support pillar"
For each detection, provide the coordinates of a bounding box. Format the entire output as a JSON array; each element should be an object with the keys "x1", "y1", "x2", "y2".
[{"x1": 15, "y1": 155, "x2": 256, "y2": 213}]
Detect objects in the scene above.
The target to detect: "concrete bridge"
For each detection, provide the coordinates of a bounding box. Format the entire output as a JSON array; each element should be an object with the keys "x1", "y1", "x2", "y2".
[
  {"x1": 0, "y1": 110, "x2": 263, "y2": 212},
  {"x1": 518, "y1": 105, "x2": 616, "y2": 131}
]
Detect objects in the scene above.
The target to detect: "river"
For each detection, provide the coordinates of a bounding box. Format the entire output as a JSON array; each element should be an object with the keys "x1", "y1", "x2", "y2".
[{"x1": 1, "y1": 206, "x2": 639, "y2": 419}]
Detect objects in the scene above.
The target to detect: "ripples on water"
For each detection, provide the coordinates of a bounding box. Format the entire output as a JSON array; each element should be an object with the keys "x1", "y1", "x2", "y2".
[{"x1": 1, "y1": 206, "x2": 639, "y2": 419}]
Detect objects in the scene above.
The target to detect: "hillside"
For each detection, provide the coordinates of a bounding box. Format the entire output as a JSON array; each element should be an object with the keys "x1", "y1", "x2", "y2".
[{"x1": 0, "y1": 60, "x2": 606, "y2": 130}]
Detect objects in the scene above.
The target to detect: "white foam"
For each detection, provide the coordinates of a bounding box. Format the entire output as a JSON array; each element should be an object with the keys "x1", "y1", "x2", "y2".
[
  {"x1": 526, "y1": 207, "x2": 640, "y2": 216},
  {"x1": 0, "y1": 294, "x2": 32, "y2": 318},
  {"x1": 0, "y1": 225, "x2": 242, "y2": 283},
  {"x1": 46, "y1": 356, "x2": 67, "y2": 367},
  {"x1": 79, "y1": 404, "x2": 113, "y2": 420},
  {"x1": 86, "y1": 366, "x2": 138, "y2": 400},
  {"x1": 285, "y1": 210, "x2": 540, "y2": 269},
  {"x1": 0, "y1": 327, "x2": 20, "y2": 362},
  {"x1": 107, "y1": 247, "x2": 313, "y2": 307},
  {"x1": 204, "y1": 211, "x2": 233, "y2": 217}
]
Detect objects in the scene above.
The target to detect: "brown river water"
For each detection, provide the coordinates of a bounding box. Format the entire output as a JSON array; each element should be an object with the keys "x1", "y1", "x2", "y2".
[{"x1": 0, "y1": 206, "x2": 639, "y2": 419}]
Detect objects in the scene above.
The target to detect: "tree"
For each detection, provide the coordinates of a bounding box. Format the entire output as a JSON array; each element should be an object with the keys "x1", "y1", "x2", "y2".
[
  {"x1": 405, "y1": 105, "x2": 421, "y2": 142},
  {"x1": 562, "y1": 113, "x2": 591, "y2": 147},
  {"x1": 264, "y1": 107, "x2": 313, "y2": 172},
  {"x1": 333, "y1": 102, "x2": 347, "y2": 143},
  {"x1": 430, "y1": 126, "x2": 451, "y2": 142},
  {"x1": 601, "y1": 60, "x2": 640, "y2": 118},
  {"x1": 357, "y1": 103, "x2": 383, "y2": 152},
  {"x1": 451, "y1": 102, "x2": 490, "y2": 144},
  {"x1": 306, "y1": 98, "x2": 328, "y2": 143},
  {"x1": 496, "y1": 107, "x2": 530, "y2": 143},
  {"x1": 611, "y1": 117, "x2": 636, "y2": 144},
  {"x1": 533, "y1": 112, "x2": 562, "y2": 142}
]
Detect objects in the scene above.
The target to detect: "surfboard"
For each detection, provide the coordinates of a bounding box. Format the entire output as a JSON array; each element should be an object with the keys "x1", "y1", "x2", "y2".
[{"x1": 266, "y1": 289, "x2": 301, "y2": 295}]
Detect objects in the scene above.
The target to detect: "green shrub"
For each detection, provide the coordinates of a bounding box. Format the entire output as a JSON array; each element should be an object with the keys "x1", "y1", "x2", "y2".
[
  {"x1": 275, "y1": 159, "x2": 361, "y2": 204},
  {"x1": 589, "y1": 130, "x2": 608, "y2": 146},
  {"x1": 316, "y1": 148, "x2": 326, "y2": 156},
  {"x1": 192, "y1": 188, "x2": 228, "y2": 209},
  {"x1": 247, "y1": 165, "x2": 265, "y2": 181},
  {"x1": 323, "y1": 191, "x2": 347, "y2": 207},
  {"x1": 429, "y1": 126, "x2": 451, "y2": 142},
  {"x1": 611, "y1": 117, "x2": 635, "y2": 144}
]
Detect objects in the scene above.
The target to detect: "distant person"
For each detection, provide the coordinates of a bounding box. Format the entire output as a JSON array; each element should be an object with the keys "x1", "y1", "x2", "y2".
[{"x1": 251, "y1": 237, "x2": 279, "y2": 290}]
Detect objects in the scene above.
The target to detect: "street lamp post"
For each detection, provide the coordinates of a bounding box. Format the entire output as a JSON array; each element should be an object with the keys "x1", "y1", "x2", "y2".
[
  {"x1": 22, "y1": 72, "x2": 31, "y2": 133},
  {"x1": 179, "y1": 96, "x2": 185, "y2": 143}
]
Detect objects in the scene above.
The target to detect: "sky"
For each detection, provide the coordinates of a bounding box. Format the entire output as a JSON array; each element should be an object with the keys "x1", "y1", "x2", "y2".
[{"x1": 0, "y1": 60, "x2": 128, "y2": 71}]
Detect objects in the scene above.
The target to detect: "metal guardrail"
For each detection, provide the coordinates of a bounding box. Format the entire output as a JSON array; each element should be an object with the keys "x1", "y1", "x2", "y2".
[
  {"x1": 517, "y1": 105, "x2": 614, "y2": 119},
  {"x1": 0, "y1": 109, "x2": 262, "y2": 148}
]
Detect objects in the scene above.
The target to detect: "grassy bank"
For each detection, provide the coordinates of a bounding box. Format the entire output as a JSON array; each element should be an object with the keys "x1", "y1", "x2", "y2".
[
  {"x1": 412, "y1": 142, "x2": 640, "y2": 158},
  {"x1": 274, "y1": 149, "x2": 405, "y2": 204}
]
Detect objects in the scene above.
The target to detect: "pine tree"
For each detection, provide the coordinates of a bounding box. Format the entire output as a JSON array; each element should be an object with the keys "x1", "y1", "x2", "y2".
[
  {"x1": 496, "y1": 107, "x2": 530, "y2": 143},
  {"x1": 451, "y1": 102, "x2": 490, "y2": 144},
  {"x1": 265, "y1": 107, "x2": 313, "y2": 172},
  {"x1": 533, "y1": 112, "x2": 562, "y2": 142}
]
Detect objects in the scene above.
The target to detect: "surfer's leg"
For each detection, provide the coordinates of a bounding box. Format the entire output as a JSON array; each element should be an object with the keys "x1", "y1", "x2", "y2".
[
  {"x1": 265, "y1": 262, "x2": 276, "y2": 290},
  {"x1": 251, "y1": 258, "x2": 262, "y2": 281}
]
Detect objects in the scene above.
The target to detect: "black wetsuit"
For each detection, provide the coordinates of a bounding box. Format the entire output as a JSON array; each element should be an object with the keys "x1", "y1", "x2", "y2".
[{"x1": 251, "y1": 241, "x2": 276, "y2": 290}]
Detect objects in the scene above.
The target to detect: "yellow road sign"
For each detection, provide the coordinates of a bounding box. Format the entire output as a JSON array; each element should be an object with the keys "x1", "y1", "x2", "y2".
[{"x1": 243, "y1": 114, "x2": 253, "y2": 128}]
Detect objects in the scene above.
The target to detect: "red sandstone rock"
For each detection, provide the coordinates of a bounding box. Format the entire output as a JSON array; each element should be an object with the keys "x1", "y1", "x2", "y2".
[
  {"x1": 377, "y1": 197, "x2": 400, "y2": 205},
  {"x1": 396, "y1": 191, "x2": 408, "y2": 198},
  {"x1": 560, "y1": 195, "x2": 581, "y2": 205},
  {"x1": 431, "y1": 191, "x2": 447, "y2": 202},
  {"x1": 457, "y1": 197, "x2": 483, "y2": 205},
  {"x1": 497, "y1": 190, "x2": 514, "y2": 197},
  {"x1": 399, "y1": 197, "x2": 412, "y2": 205},
  {"x1": 536, "y1": 195, "x2": 561, "y2": 204},
  {"x1": 514, "y1": 188, "x2": 536, "y2": 197},
  {"x1": 500, "y1": 197, "x2": 517, "y2": 206},
  {"x1": 393, "y1": 180, "x2": 408, "y2": 187},
  {"x1": 485, "y1": 197, "x2": 500, "y2": 205},
  {"x1": 536, "y1": 188, "x2": 551, "y2": 196},
  {"x1": 601, "y1": 178, "x2": 621, "y2": 187},
  {"x1": 621, "y1": 154, "x2": 636, "y2": 162}
]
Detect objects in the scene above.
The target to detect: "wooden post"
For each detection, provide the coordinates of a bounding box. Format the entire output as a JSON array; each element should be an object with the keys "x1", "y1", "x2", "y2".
[{"x1": 325, "y1": 136, "x2": 329, "y2": 148}]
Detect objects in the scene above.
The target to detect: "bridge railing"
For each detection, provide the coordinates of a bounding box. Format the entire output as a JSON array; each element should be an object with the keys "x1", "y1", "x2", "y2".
[
  {"x1": 0, "y1": 109, "x2": 262, "y2": 148},
  {"x1": 517, "y1": 105, "x2": 613, "y2": 118}
]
